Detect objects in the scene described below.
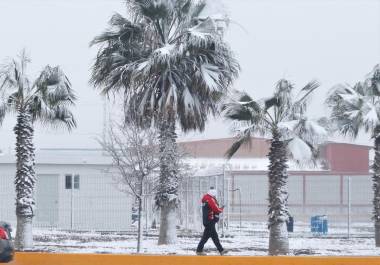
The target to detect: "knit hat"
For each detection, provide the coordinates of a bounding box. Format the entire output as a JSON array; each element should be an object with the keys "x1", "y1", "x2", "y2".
[{"x1": 207, "y1": 187, "x2": 217, "y2": 197}]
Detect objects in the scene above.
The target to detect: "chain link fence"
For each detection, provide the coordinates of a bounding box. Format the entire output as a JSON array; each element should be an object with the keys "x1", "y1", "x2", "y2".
[{"x1": 0, "y1": 168, "x2": 375, "y2": 237}]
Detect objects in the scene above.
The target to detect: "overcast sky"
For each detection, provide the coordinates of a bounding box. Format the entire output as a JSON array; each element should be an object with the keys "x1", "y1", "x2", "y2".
[{"x1": 0, "y1": 0, "x2": 379, "y2": 151}]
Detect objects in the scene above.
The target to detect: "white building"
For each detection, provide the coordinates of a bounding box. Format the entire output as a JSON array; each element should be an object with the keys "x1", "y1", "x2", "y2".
[
  {"x1": 0, "y1": 149, "x2": 132, "y2": 231},
  {"x1": 0, "y1": 138, "x2": 373, "y2": 231}
]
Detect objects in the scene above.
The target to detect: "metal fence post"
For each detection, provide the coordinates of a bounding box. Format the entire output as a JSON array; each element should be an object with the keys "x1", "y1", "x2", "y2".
[
  {"x1": 226, "y1": 177, "x2": 229, "y2": 230},
  {"x1": 70, "y1": 180, "x2": 73, "y2": 230},
  {"x1": 347, "y1": 176, "x2": 351, "y2": 239},
  {"x1": 229, "y1": 188, "x2": 242, "y2": 233},
  {"x1": 199, "y1": 177, "x2": 202, "y2": 231},
  {"x1": 238, "y1": 188, "x2": 242, "y2": 234},
  {"x1": 221, "y1": 165, "x2": 225, "y2": 236},
  {"x1": 145, "y1": 196, "x2": 148, "y2": 236},
  {"x1": 185, "y1": 177, "x2": 189, "y2": 230}
]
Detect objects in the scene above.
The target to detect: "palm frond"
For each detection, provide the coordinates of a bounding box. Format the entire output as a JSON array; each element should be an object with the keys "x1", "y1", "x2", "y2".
[
  {"x1": 225, "y1": 129, "x2": 251, "y2": 159},
  {"x1": 365, "y1": 64, "x2": 380, "y2": 96},
  {"x1": 33, "y1": 65, "x2": 76, "y2": 107},
  {"x1": 327, "y1": 80, "x2": 380, "y2": 138},
  {"x1": 35, "y1": 98, "x2": 77, "y2": 131},
  {"x1": 0, "y1": 55, "x2": 30, "y2": 95},
  {"x1": 90, "y1": 13, "x2": 149, "y2": 96},
  {"x1": 264, "y1": 96, "x2": 280, "y2": 111},
  {"x1": 90, "y1": 13, "x2": 143, "y2": 46},
  {"x1": 295, "y1": 79, "x2": 320, "y2": 103},
  {"x1": 222, "y1": 91, "x2": 263, "y2": 122},
  {"x1": 189, "y1": 0, "x2": 206, "y2": 18},
  {"x1": 0, "y1": 101, "x2": 6, "y2": 125},
  {"x1": 133, "y1": 0, "x2": 174, "y2": 21},
  {"x1": 0, "y1": 51, "x2": 33, "y2": 113}
]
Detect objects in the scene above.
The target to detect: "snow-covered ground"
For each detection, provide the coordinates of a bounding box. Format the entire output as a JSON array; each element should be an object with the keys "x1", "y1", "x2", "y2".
[{"x1": 29, "y1": 221, "x2": 380, "y2": 256}]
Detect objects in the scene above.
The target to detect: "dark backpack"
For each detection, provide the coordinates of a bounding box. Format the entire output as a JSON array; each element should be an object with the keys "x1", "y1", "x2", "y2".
[
  {"x1": 202, "y1": 201, "x2": 220, "y2": 226},
  {"x1": 202, "y1": 202, "x2": 211, "y2": 226}
]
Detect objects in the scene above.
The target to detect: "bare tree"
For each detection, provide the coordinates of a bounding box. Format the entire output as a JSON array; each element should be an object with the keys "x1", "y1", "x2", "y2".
[{"x1": 99, "y1": 121, "x2": 159, "y2": 253}]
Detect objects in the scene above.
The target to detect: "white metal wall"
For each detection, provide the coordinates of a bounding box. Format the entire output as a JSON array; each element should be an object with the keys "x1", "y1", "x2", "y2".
[
  {"x1": 0, "y1": 165, "x2": 16, "y2": 225},
  {"x1": 56, "y1": 165, "x2": 132, "y2": 231},
  {"x1": 0, "y1": 164, "x2": 133, "y2": 231},
  {"x1": 229, "y1": 174, "x2": 373, "y2": 223}
]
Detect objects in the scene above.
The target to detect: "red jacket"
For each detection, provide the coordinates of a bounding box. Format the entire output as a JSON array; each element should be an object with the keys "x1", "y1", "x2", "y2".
[{"x1": 202, "y1": 194, "x2": 223, "y2": 221}]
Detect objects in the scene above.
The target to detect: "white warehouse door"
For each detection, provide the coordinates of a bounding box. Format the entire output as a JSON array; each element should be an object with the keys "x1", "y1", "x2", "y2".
[{"x1": 35, "y1": 174, "x2": 59, "y2": 227}]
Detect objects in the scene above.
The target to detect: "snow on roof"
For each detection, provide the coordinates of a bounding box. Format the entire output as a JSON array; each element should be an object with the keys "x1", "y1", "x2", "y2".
[
  {"x1": 186, "y1": 157, "x2": 326, "y2": 177},
  {"x1": 0, "y1": 149, "x2": 112, "y2": 166},
  {"x1": 0, "y1": 148, "x2": 327, "y2": 174}
]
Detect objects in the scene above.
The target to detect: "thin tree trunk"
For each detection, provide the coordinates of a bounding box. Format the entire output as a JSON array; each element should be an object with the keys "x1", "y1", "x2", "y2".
[
  {"x1": 14, "y1": 110, "x2": 36, "y2": 250},
  {"x1": 372, "y1": 134, "x2": 380, "y2": 247},
  {"x1": 137, "y1": 197, "x2": 143, "y2": 253},
  {"x1": 268, "y1": 128, "x2": 289, "y2": 255},
  {"x1": 157, "y1": 114, "x2": 179, "y2": 245}
]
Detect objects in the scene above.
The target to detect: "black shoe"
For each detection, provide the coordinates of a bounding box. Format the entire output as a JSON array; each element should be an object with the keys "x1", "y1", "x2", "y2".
[
  {"x1": 196, "y1": 251, "x2": 207, "y2": 256},
  {"x1": 219, "y1": 249, "x2": 228, "y2": 255}
]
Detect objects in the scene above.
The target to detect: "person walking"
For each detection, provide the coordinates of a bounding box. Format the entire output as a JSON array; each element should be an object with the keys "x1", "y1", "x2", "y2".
[{"x1": 196, "y1": 187, "x2": 228, "y2": 255}]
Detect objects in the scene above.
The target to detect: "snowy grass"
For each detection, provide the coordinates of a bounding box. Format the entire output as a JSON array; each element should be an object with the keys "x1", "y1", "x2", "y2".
[{"x1": 28, "y1": 221, "x2": 380, "y2": 256}]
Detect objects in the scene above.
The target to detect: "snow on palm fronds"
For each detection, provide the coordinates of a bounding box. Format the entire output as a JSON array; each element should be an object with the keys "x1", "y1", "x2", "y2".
[
  {"x1": 90, "y1": 0, "x2": 239, "y2": 132},
  {"x1": 0, "y1": 51, "x2": 77, "y2": 130},
  {"x1": 326, "y1": 65, "x2": 380, "y2": 139},
  {"x1": 223, "y1": 79, "x2": 327, "y2": 164}
]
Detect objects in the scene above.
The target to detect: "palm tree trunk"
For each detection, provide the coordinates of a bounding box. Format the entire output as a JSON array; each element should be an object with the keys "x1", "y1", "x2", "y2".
[
  {"x1": 372, "y1": 134, "x2": 380, "y2": 247},
  {"x1": 157, "y1": 114, "x2": 179, "y2": 245},
  {"x1": 14, "y1": 110, "x2": 36, "y2": 250},
  {"x1": 268, "y1": 127, "x2": 289, "y2": 255}
]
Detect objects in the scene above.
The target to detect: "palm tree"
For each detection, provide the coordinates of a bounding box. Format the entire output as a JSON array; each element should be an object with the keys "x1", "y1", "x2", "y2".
[
  {"x1": 326, "y1": 64, "x2": 380, "y2": 246},
  {"x1": 0, "y1": 51, "x2": 76, "y2": 250},
  {"x1": 223, "y1": 79, "x2": 327, "y2": 255},
  {"x1": 90, "y1": 0, "x2": 239, "y2": 244}
]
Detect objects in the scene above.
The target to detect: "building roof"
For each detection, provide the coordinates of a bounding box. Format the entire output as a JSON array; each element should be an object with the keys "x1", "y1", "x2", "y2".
[
  {"x1": 0, "y1": 148, "x2": 112, "y2": 166},
  {"x1": 0, "y1": 138, "x2": 370, "y2": 174}
]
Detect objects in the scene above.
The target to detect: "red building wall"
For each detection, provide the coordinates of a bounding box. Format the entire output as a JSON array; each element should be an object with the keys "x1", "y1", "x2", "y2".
[
  {"x1": 179, "y1": 137, "x2": 270, "y2": 158},
  {"x1": 322, "y1": 142, "x2": 370, "y2": 173},
  {"x1": 180, "y1": 138, "x2": 370, "y2": 174}
]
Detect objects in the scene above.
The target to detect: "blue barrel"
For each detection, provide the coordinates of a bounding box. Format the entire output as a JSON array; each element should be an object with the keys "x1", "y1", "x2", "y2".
[
  {"x1": 310, "y1": 215, "x2": 328, "y2": 234},
  {"x1": 286, "y1": 216, "x2": 294, "y2": 232}
]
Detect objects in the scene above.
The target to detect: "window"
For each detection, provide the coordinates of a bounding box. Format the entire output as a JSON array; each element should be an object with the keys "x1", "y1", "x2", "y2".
[
  {"x1": 65, "y1": 174, "x2": 80, "y2": 189},
  {"x1": 74, "y1": 175, "x2": 80, "y2": 190},
  {"x1": 65, "y1": 174, "x2": 72, "y2": 189}
]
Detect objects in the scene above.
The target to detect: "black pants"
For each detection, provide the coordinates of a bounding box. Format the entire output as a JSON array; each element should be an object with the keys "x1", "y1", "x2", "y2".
[{"x1": 196, "y1": 222, "x2": 223, "y2": 252}]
